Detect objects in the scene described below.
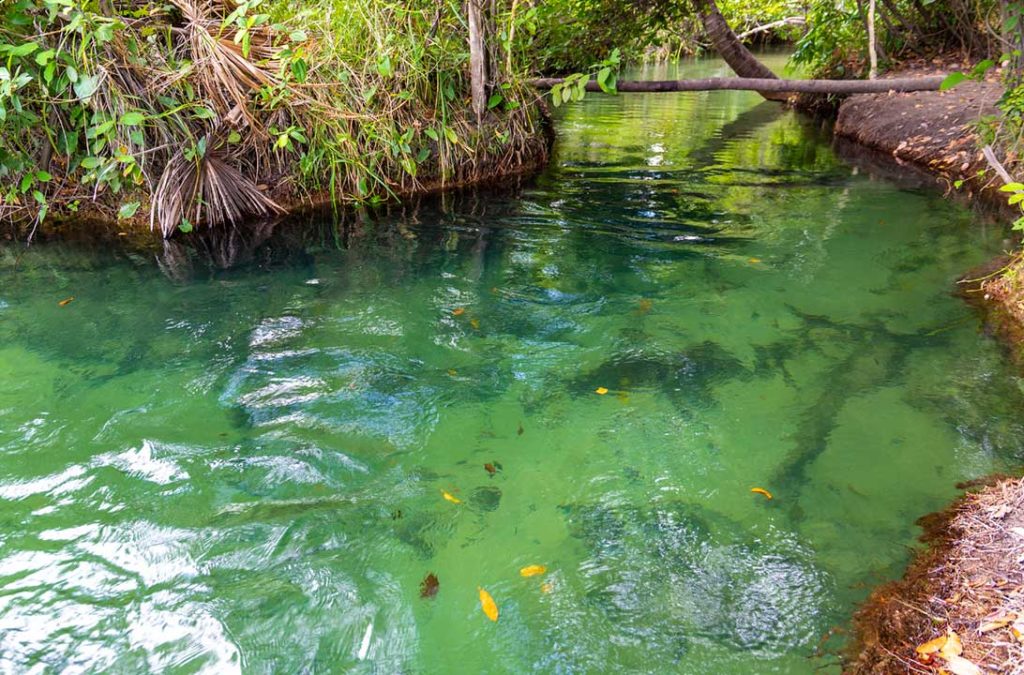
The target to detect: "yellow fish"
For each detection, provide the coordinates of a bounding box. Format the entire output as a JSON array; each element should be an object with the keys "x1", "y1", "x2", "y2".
[
  {"x1": 520, "y1": 564, "x2": 547, "y2": 578},
  {"x1": 442, "y1": 491, "x2": 461, "y2": 504}
]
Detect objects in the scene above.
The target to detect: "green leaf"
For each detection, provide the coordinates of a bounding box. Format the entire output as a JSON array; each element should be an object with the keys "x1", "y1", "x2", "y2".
[
  {"x1": 6, "y1": 42, "x2": 39, "y2": 57},
  {"x1": 940, "y1": 72, "x2": 967, "y2": 91},
  {"x1": 73, "y1": 74, "x2": 100, "y2": 101},
  {"x1": 376, "y1": 54, "x2": 392, "y2": 78},
  {"x1": 118, "y1": 201, "x2": 140, "y2": 219},
  {"x1": 487, "y1": 93, "x2": 503, "y2": 110},
  {"x1": 424, "y1": 128, "x2": 439, "y2": 141},
  {"x1": 1009, "y1": 193, "x2": 1024, "y2": 205},
  {"x1": 80, "y1": 156, "x2": 103, "y2": 169},
  {"x1": 443, "y1": 126, "x2": 458, "y2": 144},
  {"x1": 289, "y1": 30, "x2": 307, "y2": 42},
  {"x1": 192, "y1": 106, "x2": 216, "y2": 120},
  {"x1": 999, "y1": 182, "x2": 1024, "y2": 192},
  {"x1": 35, "y1": 171, "x2": 52, "y2": 182},
  {"x1": 178, "y1": 218, "x2": 193, "y2": 233},
  {"x1": 227, "y1": 130, "x2": 242, "y2": 143},
  {"x1": 120, "y1": 111, "x2": 145, "y2": 126}
]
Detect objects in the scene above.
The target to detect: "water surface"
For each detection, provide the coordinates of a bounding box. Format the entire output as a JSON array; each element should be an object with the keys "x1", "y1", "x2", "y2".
[{"x1": 2, "y1": 56, "x2": 1024, "y2": 673}]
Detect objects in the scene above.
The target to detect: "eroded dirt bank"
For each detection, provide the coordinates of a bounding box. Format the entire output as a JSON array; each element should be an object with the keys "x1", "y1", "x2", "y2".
[{"x1": 849, "y1": 477, "x2": 1024, "y2": 673}]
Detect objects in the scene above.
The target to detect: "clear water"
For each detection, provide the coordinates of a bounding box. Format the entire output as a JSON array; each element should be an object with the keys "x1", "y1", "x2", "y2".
[{"x1": 2, "y1": 56, "x2": 1024, "y2": 674}]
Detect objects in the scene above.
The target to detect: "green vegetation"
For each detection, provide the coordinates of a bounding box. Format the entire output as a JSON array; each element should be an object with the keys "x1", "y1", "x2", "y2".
[
  {"x1": 0, "y1": 0, "x2": 1019, "y2": 236},
  {"x1": 0, "y1": 0, "x2": 548, "y2": 234}
]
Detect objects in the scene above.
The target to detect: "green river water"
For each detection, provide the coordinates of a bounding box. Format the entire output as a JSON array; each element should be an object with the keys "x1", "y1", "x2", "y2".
[{"x1": 2, "y1": 56, "x2": 1024, "y2": 673}]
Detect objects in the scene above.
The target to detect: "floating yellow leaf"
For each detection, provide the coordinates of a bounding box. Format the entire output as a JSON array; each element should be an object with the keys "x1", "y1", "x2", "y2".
[
  {"x1": 637, "y1": 298, "x2": 652, "y2": 314},
  {"x1": 750, "y1": 487, "x2": 773, "y2": 500},
  {"x1": 452, "y1": 307, "x2": 465, "y2": 316},
  {"x1": 541, "y1": 582, "x2": 553, "y2": 594},
  {"x1": 478, "y1": 587, "x2": 499, "y2": 622},
  {"x1": 520, "y1": 565, "x2": 547, "y2": 578},
  {"x1": 748, "y1": 257, "x2": 762, "y2": 264},
  {"x1": 442, "y1": 491, "x2": 461, "y2": 504},
  {"x1": 58, "y1": 297, "x2": 75, "y2": 307},
  {"x1": 915, "y1": 634, "x2": 947, "y2": 657},
  {"x1": 595, "y1": 387, "x2": 609, "y2": 395},
  {"x1": 470, "y1": 318, "x2": 480, "y2": 329}
]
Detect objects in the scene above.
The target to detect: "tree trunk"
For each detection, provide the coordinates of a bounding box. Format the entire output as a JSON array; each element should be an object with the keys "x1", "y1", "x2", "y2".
[
  {"x1": 693, "y1": 0, "x2": 790, "y2": 101},
  {"x1": 467, "y1": 0, "x2": 487, "y2": 120},
  {"x1": 867, "y1": 0, "x2": 878, "y2": 79},
  {"x1": 529, "y1": 76, "x2": 944, "y2": 94}
]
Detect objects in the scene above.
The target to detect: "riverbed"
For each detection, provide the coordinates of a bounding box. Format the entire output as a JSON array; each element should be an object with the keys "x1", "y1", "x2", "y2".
[{"x1": 1, "y1": 55, "x2": 1023, "y2": 673}]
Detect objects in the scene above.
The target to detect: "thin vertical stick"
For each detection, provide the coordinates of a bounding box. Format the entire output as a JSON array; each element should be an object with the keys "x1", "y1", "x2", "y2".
[
  {"x1": 467, "y1": 0, "x2": 487, "y2": 120},
  {"x1": 867, "y1": 0, "x2": 878, "y2": 79}
]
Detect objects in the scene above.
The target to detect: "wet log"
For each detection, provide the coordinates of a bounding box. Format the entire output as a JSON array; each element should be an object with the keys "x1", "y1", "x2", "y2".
[{"x1": 529, "y1": 76, "x2": 945, "y2": 95}]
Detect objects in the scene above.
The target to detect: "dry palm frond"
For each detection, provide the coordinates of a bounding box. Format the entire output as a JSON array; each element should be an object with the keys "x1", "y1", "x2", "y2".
[
  {"x1": 169, "y1": 0, "x2": 277, "y2": 121},
  {"x1": 152, "y1": 142, "x2": 284, "y2": 237}
]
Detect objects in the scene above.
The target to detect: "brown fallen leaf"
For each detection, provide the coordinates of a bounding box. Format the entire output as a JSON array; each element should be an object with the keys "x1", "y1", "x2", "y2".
[
  {"x1": 944, "y1": 654, "x2": 982, "y2": 675},
  {"x1": 58, "y1": 297, "x2": 74, "y2": 307},
  {"x1": 517, "y1": 422, "x2": 524, "y2": 436},
  {"x1": 978, "y1": 613, "x2": 1016, "y2": 633},
  {"x1": 470, "y1": 318, "x2": 480, "y2": 330},
  {"x1": 484, "y1": 463, "x2": 497, "y2": 476},
  {"x1": 452, "y1": 308, "x2": 465, "y2": 316},
  {"x1": 636, "y1": 298, "x2": 652, "y2": 314},
  {"x1": 541, "y1": 582, "x2": 553, "y2": 594},
  {"x1": 939, "y1": 630, "x2": 962, "y2": 659},
  {"x1": 420, "y1": 573, "x2": 439, "y2": 599},
  {"x1": 916, "y1": 634, "x2": 947, "y2": 658},
  {"x1": 478, "y1": 587, "x2": 499, "y2": 622}
]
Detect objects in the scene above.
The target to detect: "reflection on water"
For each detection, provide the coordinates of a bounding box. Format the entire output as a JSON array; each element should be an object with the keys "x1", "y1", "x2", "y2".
[{"x1": 1, "y1": 55, "x2": 1024, "y2": 673}]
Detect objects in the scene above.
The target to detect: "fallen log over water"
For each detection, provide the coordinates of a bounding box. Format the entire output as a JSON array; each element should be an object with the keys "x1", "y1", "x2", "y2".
[{"x1": 529, "y1": 76, "x2": 945, "y2": 95}]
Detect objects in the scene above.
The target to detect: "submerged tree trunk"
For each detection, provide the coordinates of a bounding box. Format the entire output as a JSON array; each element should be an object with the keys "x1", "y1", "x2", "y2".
[{"x1": 693, "y1": 0, "x2": 791, "y2": 101}]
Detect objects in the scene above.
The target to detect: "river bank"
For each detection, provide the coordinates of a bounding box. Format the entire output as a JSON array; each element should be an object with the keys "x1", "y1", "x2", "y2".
[
  {"x1": 849, "y1": 476, "x2": 1024, "y2": 673},
  {"x1": 829, "y1": 67, "x2": 1024, "y2": 368},
  {"x1": 827, "y1": 66, "x2": 1024, "y2": 672}
]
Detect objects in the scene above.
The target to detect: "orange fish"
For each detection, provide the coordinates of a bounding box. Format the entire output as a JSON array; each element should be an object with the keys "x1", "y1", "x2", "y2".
[
  {"x1": 750, "y1": 487, "x2": 773, "y2": 500},
  {"x1": 58, "y1": 297, "x2": 74, "y2": 307}
]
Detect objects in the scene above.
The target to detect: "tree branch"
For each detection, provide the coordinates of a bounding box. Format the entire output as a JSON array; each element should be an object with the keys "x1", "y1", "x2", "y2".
[{"x1": 529, "y1": 76, "x2": 945, "y2": 94}]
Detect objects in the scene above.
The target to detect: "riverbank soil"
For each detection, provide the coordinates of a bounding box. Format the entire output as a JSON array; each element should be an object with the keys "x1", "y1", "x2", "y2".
[
  {"x1": 848, "y1": 477, "x2": 1024, "y2": 673},
  {"x1": 834, "y1": 68, "x2": 1002, "y2": 198}
]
